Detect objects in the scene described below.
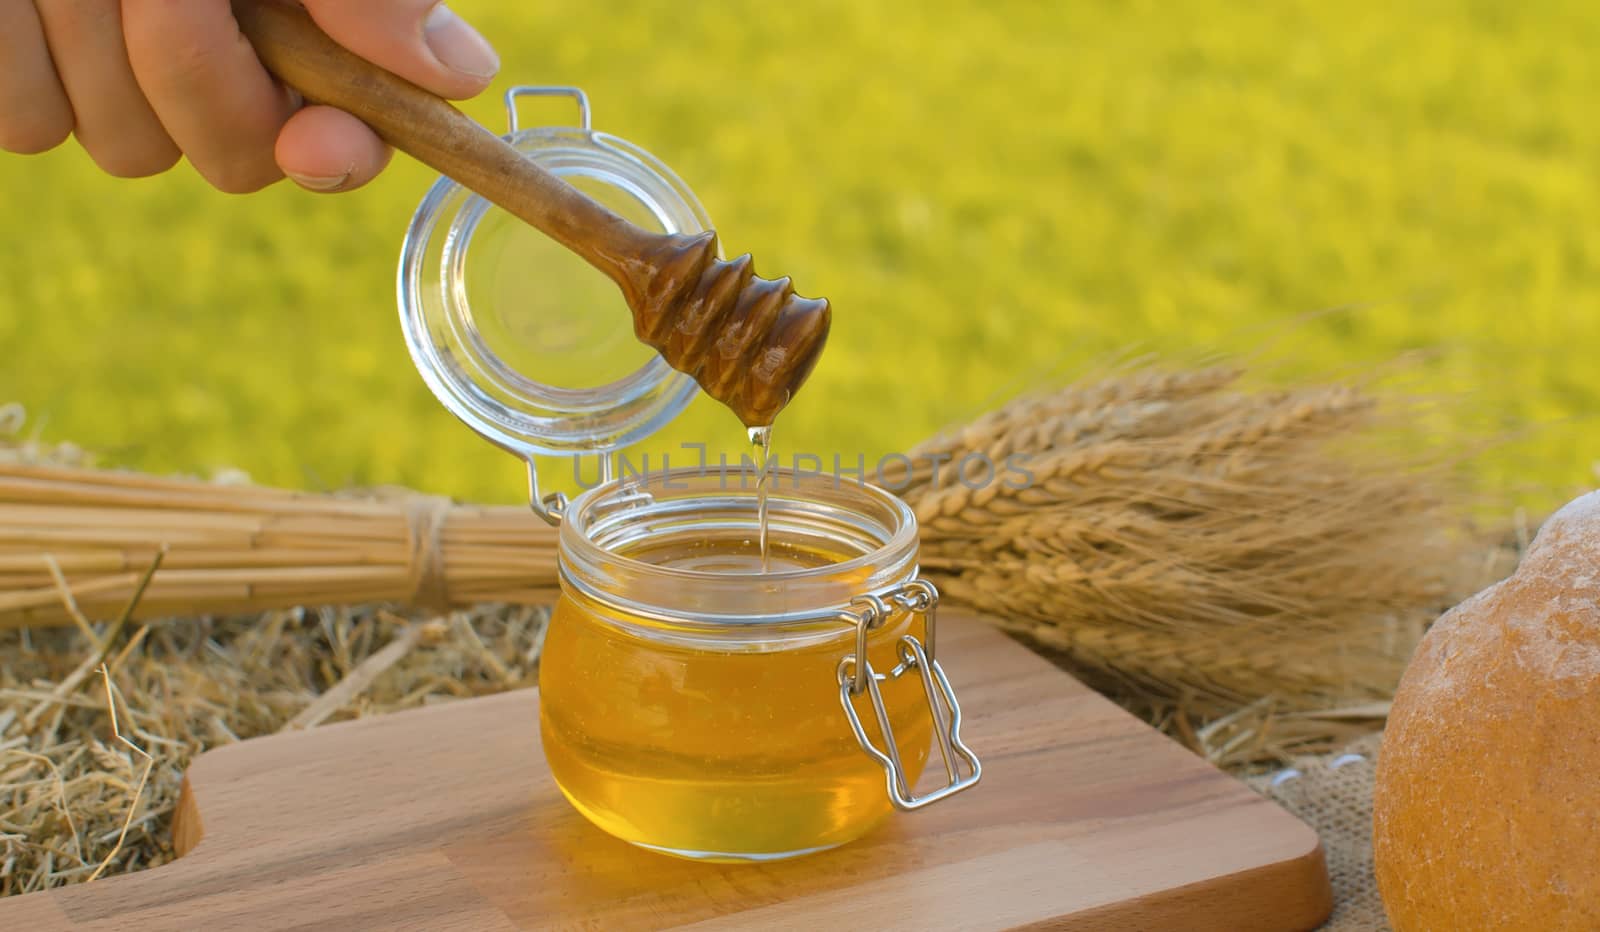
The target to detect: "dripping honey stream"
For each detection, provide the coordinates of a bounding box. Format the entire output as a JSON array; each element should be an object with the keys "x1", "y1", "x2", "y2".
[{"x1": 749, "y1": 425, "x2": 774, "y2": 572}]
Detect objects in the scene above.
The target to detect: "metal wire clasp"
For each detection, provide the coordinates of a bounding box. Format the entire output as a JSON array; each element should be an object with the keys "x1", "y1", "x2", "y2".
[{"x1": 835, "y1": 580, "x2": 981, "y2": 811}]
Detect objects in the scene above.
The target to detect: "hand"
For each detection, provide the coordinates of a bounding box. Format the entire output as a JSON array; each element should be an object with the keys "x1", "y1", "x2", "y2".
[{"x1": 0, "y1": 0, "x2": 499, "y2": 193}]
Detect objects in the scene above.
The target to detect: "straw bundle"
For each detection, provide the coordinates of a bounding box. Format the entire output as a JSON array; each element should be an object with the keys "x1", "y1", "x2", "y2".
[{"x1": 0, "y1": 463, "x2": 558, "y2": 629}]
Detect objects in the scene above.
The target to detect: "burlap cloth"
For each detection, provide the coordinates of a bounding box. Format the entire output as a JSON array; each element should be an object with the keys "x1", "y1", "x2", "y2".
[{"x1": 1248, "y1": 732, "x2": 1389, "y2": 931}]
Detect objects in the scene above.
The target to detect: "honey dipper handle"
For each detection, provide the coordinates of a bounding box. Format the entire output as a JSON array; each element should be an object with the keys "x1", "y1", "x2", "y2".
[{"x1": 233, "y1": 0, "x2": 650, "y2": 282}]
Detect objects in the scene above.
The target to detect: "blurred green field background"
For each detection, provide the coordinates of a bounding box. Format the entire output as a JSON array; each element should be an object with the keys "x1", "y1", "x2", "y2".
[{"x1": 2, "y1": 0, "x2": 1596, "y2": 505}]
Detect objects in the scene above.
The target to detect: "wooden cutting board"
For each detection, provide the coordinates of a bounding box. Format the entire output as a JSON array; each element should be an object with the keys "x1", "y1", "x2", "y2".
[{"x1": 1, "y1": 610, "x2": 1332, "y2": 930}]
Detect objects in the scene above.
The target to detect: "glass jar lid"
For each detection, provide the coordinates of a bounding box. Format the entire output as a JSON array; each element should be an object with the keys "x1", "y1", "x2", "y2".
[{"x1": 398, "y1": 87, "x2": 708, "y2": 479}]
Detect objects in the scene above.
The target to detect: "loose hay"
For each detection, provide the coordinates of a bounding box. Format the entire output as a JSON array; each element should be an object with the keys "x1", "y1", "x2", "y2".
[
  {"x1": 0, "y1": 602, "x2": 549, "y2": 896},
  {"x1": 87, "y1": 665, "x2": 154, "y2": 883}
]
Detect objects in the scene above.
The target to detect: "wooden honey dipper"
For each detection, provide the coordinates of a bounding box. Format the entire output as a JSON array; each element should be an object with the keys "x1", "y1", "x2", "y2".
[{"x1": 234, "y1": 1, "x2": 829, "y2": 428}]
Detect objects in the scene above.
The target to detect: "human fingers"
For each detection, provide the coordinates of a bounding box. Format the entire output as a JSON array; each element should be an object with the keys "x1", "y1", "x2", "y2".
[
  {"x1": 302, "y1": 0, "x2": 499, "y2": 101},
  {"x1": 121, "y1": 0, "x2": 296, "y2": 193},
  {"x1": 0, "y1": 0, "x2": 75, "y2": 153},
  {"x1": 274, "y1": 104, "x2": 392, "y2": 192},
  {"x1": 34, "y1": 0, "x2": 179, "y2": 176}
]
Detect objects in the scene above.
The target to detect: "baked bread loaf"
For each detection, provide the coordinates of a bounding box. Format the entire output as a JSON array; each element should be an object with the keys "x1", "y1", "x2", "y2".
[{"x1": 1374, "y1": 490, "x2": 1600, "y2": 931}]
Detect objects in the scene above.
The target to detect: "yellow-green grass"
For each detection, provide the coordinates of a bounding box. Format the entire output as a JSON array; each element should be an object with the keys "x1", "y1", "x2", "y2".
[{"x1": 2, "y1": 0, "x2": 1595, "y2": 507}]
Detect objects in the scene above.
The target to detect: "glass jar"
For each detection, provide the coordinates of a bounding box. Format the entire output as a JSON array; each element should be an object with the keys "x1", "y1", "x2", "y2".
[
  {"x1": 543, "y1": 467, "x2": 976, "y2": 859},
  {"x1": 399, "y1": 87, "x2": 979, "y2": 862}
]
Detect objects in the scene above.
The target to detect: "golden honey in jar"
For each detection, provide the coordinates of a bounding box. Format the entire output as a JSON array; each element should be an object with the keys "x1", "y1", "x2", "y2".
[
  {"x1": 396, "y1": 87, "x2": 979, "y2": 862},
  {"x1": 539, "y1": 468, "x2": 971, "y2": 861}
]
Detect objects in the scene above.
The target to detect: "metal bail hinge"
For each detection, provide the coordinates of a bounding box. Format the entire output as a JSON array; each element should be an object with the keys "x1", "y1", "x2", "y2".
[
  {"x1": 525, "y1": 449, "x2": 617, "y2": 527},
  {"x1": 835, "y1": 581, "x2": 982, "y2": 811},
  {"x1": 504, "y1": 85, "x2": 592, "y2": 134},
  {"x1": 525, "y1": 458, "x2": 567, "y2": 527}
]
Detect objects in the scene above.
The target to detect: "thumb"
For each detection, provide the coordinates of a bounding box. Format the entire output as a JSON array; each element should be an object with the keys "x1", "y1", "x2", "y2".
[{"x1": 299, "y1": 0, "x2": 500, "y2": 100}]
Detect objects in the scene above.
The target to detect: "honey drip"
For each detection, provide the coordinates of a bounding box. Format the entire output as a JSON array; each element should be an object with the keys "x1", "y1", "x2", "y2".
[{"x1": 748, "y1": 425, "x2": 773, "y2": 573}]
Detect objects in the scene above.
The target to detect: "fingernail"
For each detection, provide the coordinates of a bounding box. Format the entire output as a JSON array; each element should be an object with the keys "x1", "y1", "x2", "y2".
[
  {"x1": 425, "y1": 5, "x2": 500, "y2": 80},
  {"x1": 287, "y1": 170, "x2": 350, "y2": 192}
]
